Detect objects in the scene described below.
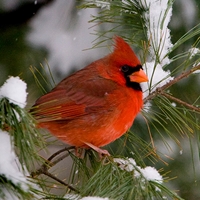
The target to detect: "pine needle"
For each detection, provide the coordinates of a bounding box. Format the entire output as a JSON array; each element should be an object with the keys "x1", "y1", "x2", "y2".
[{"x1": 0, "y1": 98, "x2": 46, "y2": 170}]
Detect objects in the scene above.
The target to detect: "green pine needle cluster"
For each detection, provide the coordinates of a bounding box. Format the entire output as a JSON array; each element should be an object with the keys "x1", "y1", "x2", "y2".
[
  {"x1": 0, "y1": 175, "x2": 33, "y2": 200},
  {"x1": 79, "y1": 158, "x2": 182, "y2": 199},
  {"x1": 44, "y1": 151, "x2": 182, "y2": 199},
  {"x1": 0, "y1": 98, "x2": 46, "y2": 170},
  {"x1": 79, "y1": 0, "x2": 148, "y2": 48}
]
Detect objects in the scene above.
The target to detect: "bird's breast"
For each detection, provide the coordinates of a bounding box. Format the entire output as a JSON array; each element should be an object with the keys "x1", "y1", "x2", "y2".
[{"x1": 90, "y1": 87, "x2": 143, "y2": 146}]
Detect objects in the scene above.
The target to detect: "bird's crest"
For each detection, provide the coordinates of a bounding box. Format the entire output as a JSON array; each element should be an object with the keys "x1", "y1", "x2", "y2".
[{"x1": 110, "y1": 36, "x2": 141, "y2": 67}]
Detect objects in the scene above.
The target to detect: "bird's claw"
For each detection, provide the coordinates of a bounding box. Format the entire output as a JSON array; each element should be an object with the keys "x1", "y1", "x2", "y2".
[{"x1": 84, "y1": 142, "x2": 110, "y2": 158}]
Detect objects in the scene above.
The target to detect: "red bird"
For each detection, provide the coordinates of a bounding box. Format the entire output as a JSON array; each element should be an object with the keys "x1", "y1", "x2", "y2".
[{"x1": 31, "y1": 36, "x2": 148, "y2": 155}]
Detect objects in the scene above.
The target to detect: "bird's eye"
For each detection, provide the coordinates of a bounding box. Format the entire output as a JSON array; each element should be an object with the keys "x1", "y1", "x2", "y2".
[{"x1": 121, "y1": 65, "x2": 130, "y2": 73}]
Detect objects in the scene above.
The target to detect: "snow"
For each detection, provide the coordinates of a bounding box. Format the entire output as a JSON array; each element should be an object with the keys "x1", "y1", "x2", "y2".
[
  {"x1": 0, "y1": 130, "x2": 29, "y2": 191},
  {"x1": 139, "y1": 166, "x2": 163, "y2": 183},
  {"x1": 141, "y1": 61, "x2": 173, "y2": 98},
  {"x1": 113, "y1": 158, "x2": 136, "y2": 172},
  {"x1": 193, "y1": 64, "x2": 200, "y2": 74},
  {"x1": 139, "y1": 0, "x2": 174, "y2": 100},
  {"x1": 188, "y1": 47, "x2": 200, "y2": 59},
  {"x1": 27, "y1": 0, "x2": 106, "y2": 80},
  {"x1": 93, "y1": 1, "x2": 110, "y2": 10},
  {"x1": 0, "y1": 76, "x2": 27, "y2": 108},
  {"x1": 64, "y1": 194, "x2": 81, "y2": 200},
  {"x1": 171, "y1": 102, "x2": 176, "y2": 107},
  {"x1": 114, "y1": 157, "x2": 163, "y2": 184},
  {"x1": 141, "y1": 0, "x2": 173, "y2": 62},
  {"x1": 192, "y1": 60, "x2": 200, "y2": 74}
]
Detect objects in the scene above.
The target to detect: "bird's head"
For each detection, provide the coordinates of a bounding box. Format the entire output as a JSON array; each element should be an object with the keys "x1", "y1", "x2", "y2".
[{"x1": 106, "y1": 36, "x2": 148, "y2": 91}]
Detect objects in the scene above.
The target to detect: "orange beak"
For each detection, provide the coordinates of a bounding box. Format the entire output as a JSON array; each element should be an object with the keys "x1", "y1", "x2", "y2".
[{"x1": 129, "y1": 69, "x2": 148, "y2": 83}]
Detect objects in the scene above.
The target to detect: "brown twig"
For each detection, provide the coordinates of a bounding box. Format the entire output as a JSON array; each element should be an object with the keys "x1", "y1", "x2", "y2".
[
  {"x1": 31, "y1": 146, "x2": 77, "y2": 191},
  {"x1": 31, "y1": 146, "x2": 75, "y2": 177},
  {"x1": 143, "y1": 64, "x2": 200, "y2": 104},
  {"x1": 161, "y1": 92, "x2": 200, "y2": 112},
  {"x1": 47, "y1": 146, "x2": 75, "y2": 162},
  {"x1": 43, "y1": 171, "x2": 79, "y2": 193}
]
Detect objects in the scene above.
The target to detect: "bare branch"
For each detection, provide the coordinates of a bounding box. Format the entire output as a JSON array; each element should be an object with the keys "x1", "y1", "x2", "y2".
[
  {"x1": 30, "y1": 146, "x2": 78, "y2": 192},
  {"x1": 31, "y1": 146, "x2": 75, "y2": 177},
  {"x1": 47, "y1": 146, "x2": 75, "y2": 162},
  {"x1": 43, "y1": 171, "x2": 79, "y2": 192}
]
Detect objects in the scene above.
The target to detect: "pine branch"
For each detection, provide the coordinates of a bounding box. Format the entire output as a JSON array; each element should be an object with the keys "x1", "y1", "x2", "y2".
[
  {"x1": 30, "y1": 146, "x2": 78, "y2": 192},
  {"x1": 0, "y1": 98, "x2": 46, "y2": 170},
  {"x1": 42, "y1": 171, "x2": 79, "y2": 192},
  {"x1": 31, "y1": 146, "x2": 75, "y2": 177},
  {"x1": 79, "y1": 0, "x2": 148, "y2": 48},
  {"x1": 161, "y1": 92, "x2": 200, "y2": 113},
  {"x1": 144, "y1": 64, "x2": 200, "y2": 104}
]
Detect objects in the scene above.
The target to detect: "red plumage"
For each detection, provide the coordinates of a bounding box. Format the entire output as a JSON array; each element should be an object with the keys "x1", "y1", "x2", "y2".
[{"x1": 31, "y1": 36, "x2": 148, "y2": 155}]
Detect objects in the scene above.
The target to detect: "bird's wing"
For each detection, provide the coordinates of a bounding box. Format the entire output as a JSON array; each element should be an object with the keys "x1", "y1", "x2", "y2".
[{"x1": 31, "y1": 76, "x2": 118, "y2": 122}]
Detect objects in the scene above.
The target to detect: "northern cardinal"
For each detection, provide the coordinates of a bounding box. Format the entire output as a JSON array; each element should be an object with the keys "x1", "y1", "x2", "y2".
[{"x1": 31, "y1": 36, "x2": 148, "y2": 155}]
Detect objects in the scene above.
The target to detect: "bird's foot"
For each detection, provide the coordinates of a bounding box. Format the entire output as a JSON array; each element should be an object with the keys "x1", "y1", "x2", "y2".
[
  {"x1": 75, "y1": 147, "x2": 84, "y2": 158},
  {"x1": 84, "y1": 142, "x2": 110, "y2": 158}
]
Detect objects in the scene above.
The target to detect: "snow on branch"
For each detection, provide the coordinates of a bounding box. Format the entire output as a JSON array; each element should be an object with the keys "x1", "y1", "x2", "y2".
[
  {"x1": 0, "y1": 130, "x2": 29, "y2": 190},
  {"x1": 140, "y1": 0, "x2": 174, "y2": 99},
  {"x1": 114, "y1": 157, "x2": 163, "y2": 183},
  {"x1": 0, "y1": 76, "x2": 27, "y2": 108},
  {"x1": 188, "y1": 47, "x2": 200, "y2": 59},
  {"x1": 93, "y1": 0, "x2": 110, "y2": 10},
  {"x1": 141, "y1": 0, "x2": 173, "y2": 63}
]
